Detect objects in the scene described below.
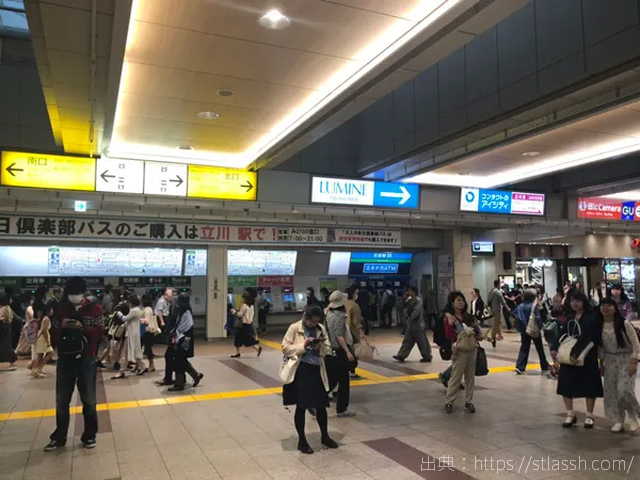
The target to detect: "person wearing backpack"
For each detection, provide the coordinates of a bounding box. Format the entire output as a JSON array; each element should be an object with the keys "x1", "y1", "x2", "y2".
[
  {"x1": 381, "y1": 285, "x2": 395, "y2": 328},
  {"x1": 45, "y1": 277, "x2": 104, "y2": 452},
  {"x1": 393, "y1": 287, "x2": 432, "y2": 363},
  {"x1": 512, "y1": 289, "x2": 551, "y2": 377}
]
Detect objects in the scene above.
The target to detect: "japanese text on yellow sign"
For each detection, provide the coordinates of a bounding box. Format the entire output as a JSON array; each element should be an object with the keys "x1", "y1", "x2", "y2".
[
  {"x1": 187, "y1": 165, "x2": 257, "y2": 201},
  {"x1": 0, "y1": 151, "x2": 96, "y2": 192}
]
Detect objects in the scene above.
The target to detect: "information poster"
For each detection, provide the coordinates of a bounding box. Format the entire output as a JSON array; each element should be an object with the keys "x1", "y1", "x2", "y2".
[{"x1": 185, "y1": 249, "x2": 207, "y2": 275}]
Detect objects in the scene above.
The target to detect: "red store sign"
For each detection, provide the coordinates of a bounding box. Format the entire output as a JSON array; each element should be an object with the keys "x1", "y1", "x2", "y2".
[{"x1": 258, "y1": 276, "x2": 294, "y2": 287}]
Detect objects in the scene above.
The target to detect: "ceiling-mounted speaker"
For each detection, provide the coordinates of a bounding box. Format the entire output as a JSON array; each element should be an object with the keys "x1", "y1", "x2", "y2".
[{"x1": 503, "y1": 251, "x2": 512, "y2": 271}]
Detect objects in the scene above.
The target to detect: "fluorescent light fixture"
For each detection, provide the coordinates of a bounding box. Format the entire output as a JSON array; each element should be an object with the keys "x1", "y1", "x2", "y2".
[
  {"x1": 197, "y1": 111, "x2": 219, "y2": 120},
  {"x1": 110, "y1": 0, "x2": 466, "y2": 168},
  {"x1": 406, "y1": 136, "x2": 640, "y2": 189},
  {"x1": 604, "y1": 191, "x2": 640, "y2": 200}
]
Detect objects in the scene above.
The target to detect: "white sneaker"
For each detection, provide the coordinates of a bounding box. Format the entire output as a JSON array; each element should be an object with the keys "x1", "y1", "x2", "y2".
[
  {"x1": 626, "y1": 415, "x2": 639, "y2": 432},
  {"x1": 611, "y1": 423, "x2": 624, "y2": 433}
]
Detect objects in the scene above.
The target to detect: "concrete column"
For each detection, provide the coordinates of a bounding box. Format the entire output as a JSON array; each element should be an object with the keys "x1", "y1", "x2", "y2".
[
  {"x1": 452, "y1": 230, "x2": 474, "y2": 293},
  {"x1": 206, "y1": 246, "x2": 228, "y2": 340}
]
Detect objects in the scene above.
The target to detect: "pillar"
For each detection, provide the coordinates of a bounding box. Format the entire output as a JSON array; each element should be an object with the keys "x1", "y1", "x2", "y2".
[
  {"x1": 206, "y1": 246, "x2": 228, "y2": 340},
  {"x1": 452, "y1": 230, "x2": 474, "y2": 293}
]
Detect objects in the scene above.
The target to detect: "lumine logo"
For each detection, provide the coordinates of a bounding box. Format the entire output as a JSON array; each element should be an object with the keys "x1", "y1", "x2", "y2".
[{"x1": 318, "y1": 180, "x2": 368, "y2": 196}]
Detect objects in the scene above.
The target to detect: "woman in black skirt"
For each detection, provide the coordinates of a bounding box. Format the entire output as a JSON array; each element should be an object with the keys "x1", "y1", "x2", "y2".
[
  {"x1": 282, "y1": 304, "x2": 339, "y2": 454},
  {"x1": 231, "y1": 293, "x2": 262, "y2": 358},
  {"x1": 552, "y1": 292, "x2": 603, "y2": 428}
]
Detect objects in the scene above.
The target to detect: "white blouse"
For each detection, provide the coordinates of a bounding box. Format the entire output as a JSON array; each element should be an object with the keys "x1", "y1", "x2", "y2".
[
  {"x1": 237, "y1": 304, "x2": 255, "y2": 325},
  {"x1": 601, "y1": 321, "x2": 640, "y2": 359}
]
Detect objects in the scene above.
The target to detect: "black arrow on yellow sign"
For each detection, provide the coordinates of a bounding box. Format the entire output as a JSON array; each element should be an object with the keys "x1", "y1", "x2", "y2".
[
  {"x1": 5, "y1": 163, "x2": 24, "y2": 177},
  {"x1": 241, "y1": 180, "x2": 253, "y2": 192}
]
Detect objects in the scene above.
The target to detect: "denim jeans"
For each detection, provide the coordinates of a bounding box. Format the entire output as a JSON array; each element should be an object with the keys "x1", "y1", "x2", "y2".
[
  {"x1": 516, "y1": 332, "x2": 550, "y2": 372},
  {"x1": 50, "y1": 356, "x2": 98, "y2": 444}
]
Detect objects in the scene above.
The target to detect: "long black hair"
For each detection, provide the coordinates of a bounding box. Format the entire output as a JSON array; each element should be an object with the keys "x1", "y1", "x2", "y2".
[
  {"x1": 610, "y1": 284, "x2": 630, "y2": 303},
  {"x1": 598, "y1": 297, "x2": 629, "y2": 348},
  {"x1": 444, "y1": 291, "x2": 475, "y2": 326},
  {"x1": 569, "y1": 291, "x2": 592, "y2": 314}
]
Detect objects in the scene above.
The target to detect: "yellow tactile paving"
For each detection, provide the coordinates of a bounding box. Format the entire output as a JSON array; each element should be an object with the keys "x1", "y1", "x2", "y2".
[{"x1": 0, "y1": 362, "x2": 539, "y2": 422}]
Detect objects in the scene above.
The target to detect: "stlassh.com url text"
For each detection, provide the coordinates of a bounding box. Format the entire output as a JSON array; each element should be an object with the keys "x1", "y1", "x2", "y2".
[{"x1": 475, "y1": 455, "x2": 635, "y2": 474}]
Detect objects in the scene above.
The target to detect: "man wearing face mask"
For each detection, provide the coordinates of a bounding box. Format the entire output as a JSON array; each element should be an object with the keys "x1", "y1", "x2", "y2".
[{"x1": 45, "y1": 277, "x2": 104, "y2": 452}]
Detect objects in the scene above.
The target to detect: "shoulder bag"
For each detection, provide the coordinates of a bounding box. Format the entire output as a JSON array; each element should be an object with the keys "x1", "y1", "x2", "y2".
[
  {"x1": 278, "y1": 355, "x2": 300, "y2": 384},
  {"x1": 475, "y1": 345, "x2": 489, "y2": 376},
  {"x1": 456, "y1": 327, "x2": 477, "y2": 352},
  {"x1": 557, "y1": 320, "x2": 593, "y2": 366},
  {"x1": 526, "y1": 306, "x2": 541, "y2": 338}
]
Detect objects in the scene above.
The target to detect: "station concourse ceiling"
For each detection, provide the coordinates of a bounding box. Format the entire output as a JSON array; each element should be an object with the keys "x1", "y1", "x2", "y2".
[{"x1": 24, "y1": 0, "x2": 527, "y2": 167}]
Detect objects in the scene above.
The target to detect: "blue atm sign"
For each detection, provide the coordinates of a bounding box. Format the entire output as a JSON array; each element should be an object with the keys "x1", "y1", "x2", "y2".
[{"x1": 311, "y1": 176, "x2": 419, "y2": 209}]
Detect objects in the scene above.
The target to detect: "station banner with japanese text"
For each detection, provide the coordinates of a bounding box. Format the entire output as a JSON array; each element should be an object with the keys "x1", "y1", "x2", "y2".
[{"x1": 0, "y1": 215, "x2": 401, "y2": 248}]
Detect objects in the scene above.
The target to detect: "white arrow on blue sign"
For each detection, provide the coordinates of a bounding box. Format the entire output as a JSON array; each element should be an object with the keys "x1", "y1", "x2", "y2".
[{"x1": 373, "y1": 182, "x2": 419, "y2": 209}]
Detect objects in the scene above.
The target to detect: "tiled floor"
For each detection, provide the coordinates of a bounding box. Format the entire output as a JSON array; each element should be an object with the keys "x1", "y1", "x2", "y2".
[{"x1": 0, "y1": 330, "x2": 638, "y2": 480}]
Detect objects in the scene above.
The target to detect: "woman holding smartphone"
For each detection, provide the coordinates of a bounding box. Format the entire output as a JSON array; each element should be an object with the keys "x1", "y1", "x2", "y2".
[
  {"x1": 443, "y1": 291, "x2": 483, "y2": 414},
  {"x1": 282, "y1": 304, "x2": 338, "y2": 454}
]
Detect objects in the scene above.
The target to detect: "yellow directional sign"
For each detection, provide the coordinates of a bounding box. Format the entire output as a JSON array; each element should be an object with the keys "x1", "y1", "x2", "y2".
[
  {"x1": 187, "y1": 165, "x2": 257, "y2": 201},
  {"x1": 0, "y1": 151, "x2": 96, "y2": 192}
]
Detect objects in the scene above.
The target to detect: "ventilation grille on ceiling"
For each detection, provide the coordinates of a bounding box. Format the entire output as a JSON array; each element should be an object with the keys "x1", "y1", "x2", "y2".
[{"x1": 0, "y1": 37, "x2": 35, "y2": 66}]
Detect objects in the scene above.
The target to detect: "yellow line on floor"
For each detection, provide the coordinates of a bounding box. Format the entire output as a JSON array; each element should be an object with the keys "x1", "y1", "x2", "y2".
[{"x1": 0, "y1": 363, "x2": 540, "y2": 422}]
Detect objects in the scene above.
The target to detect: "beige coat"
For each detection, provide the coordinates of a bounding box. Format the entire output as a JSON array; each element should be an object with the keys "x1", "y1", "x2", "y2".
[{"x1": 282, "y1": 320, "x2": 331, "y2": 391}]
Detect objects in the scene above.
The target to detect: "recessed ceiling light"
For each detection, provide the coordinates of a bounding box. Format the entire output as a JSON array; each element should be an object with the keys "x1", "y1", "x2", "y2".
[
  {"x1": 522, "y1": 151, "x2": 541, "y2": 157},
  {"x1": 177, "y1": 145, "x2": 194, "y2": 151},
  {"x1": 197, "y1": 111, "x2": 219, "y2": 120},
  {"x1": 259, "y1": 9, "x2": 290, "y2": 30},
  {"x1": 217, "y1": 89, "x2": 235, "y2": 98}
]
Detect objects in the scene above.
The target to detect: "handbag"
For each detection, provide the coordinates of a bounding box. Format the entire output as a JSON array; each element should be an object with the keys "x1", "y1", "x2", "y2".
[
  {"x1": 526, "y1": 306, "x2": 541, "y2": 338},
  {"x1": 456, "y1": 329, "x2": 477, "y2": 352},
  {"x1": 482, "y1": 306, "x2": 492, "y2": 320},
  {"x1": 355, "y1": 337, "x2": 377, "y2": 359},
  {"x1": 278, "y1": 355, "x2": 299, "y2": 384},
  {"x1": 557, "y1": 320, "x2": 594, "y2": 366},
  {"x1": 475, "y1": 346, "x2": 488, "y2": 376},
  {"x1": 439, "y1": 345, "x2": 452, "y2": 361}
]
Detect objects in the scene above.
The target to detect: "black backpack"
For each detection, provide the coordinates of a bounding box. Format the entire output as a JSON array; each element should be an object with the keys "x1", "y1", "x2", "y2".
[
  {"x1": 57, "y1": 329, "x2": 87, "y2": 359},
  {"x1": 385, "y1": 291, "x2": 396, "y2": 309}
]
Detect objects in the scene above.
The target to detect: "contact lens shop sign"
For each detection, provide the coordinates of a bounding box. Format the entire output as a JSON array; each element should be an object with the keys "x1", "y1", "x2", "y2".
[{"x1": 460, "y1": 188, "x2": 545, "y2": 216}]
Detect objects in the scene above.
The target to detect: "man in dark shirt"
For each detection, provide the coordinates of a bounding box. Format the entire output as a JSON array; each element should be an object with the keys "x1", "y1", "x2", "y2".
[{"x1": 45, "y1": 277, "x2": 104, "y2": 452}]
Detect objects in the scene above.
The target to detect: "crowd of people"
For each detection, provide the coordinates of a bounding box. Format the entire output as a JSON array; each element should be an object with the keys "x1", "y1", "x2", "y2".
[
  {"x1": 439, "y1": 279, "x2": 640, "y2": 432},
  {"x1": 2, "y1": 274, "x2": 640, "y2": 456}
]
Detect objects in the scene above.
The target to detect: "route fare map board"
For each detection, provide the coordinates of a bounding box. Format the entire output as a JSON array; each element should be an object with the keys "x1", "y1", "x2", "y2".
[
  {"x1": 227, "y1": 250, "x2": 298, "y2": 276},
  {"x1": 56, "y1": 247, "x2": 183, "y2": 276}
]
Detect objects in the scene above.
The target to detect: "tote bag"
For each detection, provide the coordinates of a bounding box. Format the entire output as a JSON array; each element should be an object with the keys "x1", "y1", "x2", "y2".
[
  {"x1": 557, "y1": 320, "x2": 593, "y2": 366},
  {"x1": 278, "y1": 355, "x2": 300, "y2": 384},
  {"x1": 526, "y1": 306, "x2": 541, "y2": 338},
  {"x1": 475, "y1": 346, "x2": 489, "y2": 376}
]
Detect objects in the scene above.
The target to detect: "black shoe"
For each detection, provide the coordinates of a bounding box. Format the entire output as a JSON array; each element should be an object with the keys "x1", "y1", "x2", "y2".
[
  {"x1": 113, "y1": 362, "x2": 121, "y2": 371},
  {"x1": 392, "y1": 355, "x2": 405, "y2": 363},
  {"x1": 155, "y1": 380, "x2": 174, "y2": 386},
  {"x1": 82, "y1": 438, "x2": 97, "y2": 449},
  {"x1": 298, "y1": 441, "x2": 314, "y2": 454},
  {"x1": 439, "y1": 373, "x2": 449, "y2": 389},
  {"x1": 491, "y1": 338, "x2": 496, "y2": 348},
  {"x1": 96, "y1": 361, "x2": 106, "y2": 369},
  {"x1": 584, "y1": 416, "x2": 594, "y2": 429},
  {"x1": 321, "y1": 437, "x2": 339, "y2": 449},
  {"x1": 257, "y1": 346, "x2": 263, "y2": 357},
  {"x1": 420, "y1": 357, "x2": 432, "y2": 363},
  {"x1": 230, "y1": 354, "x2": 240, "y2": 358},
  {"x1": 464, "y1": 403, "x2": 476, "y2": 414},
  {"x1": 562, "y1": 416, "x2": 577, "y2": 428},
  {"x1": 44, "y1": 440, "x2": 65, "y2": 452},
  {"x1": 444, "y1": 403, "x2": 453, "y2": 414},
  {"x1": 193, "y1": 373, "x2": 204, "y2": 388},
  {"x1": 168, "y1": 385, "x2": 185, "y2": 392}
]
